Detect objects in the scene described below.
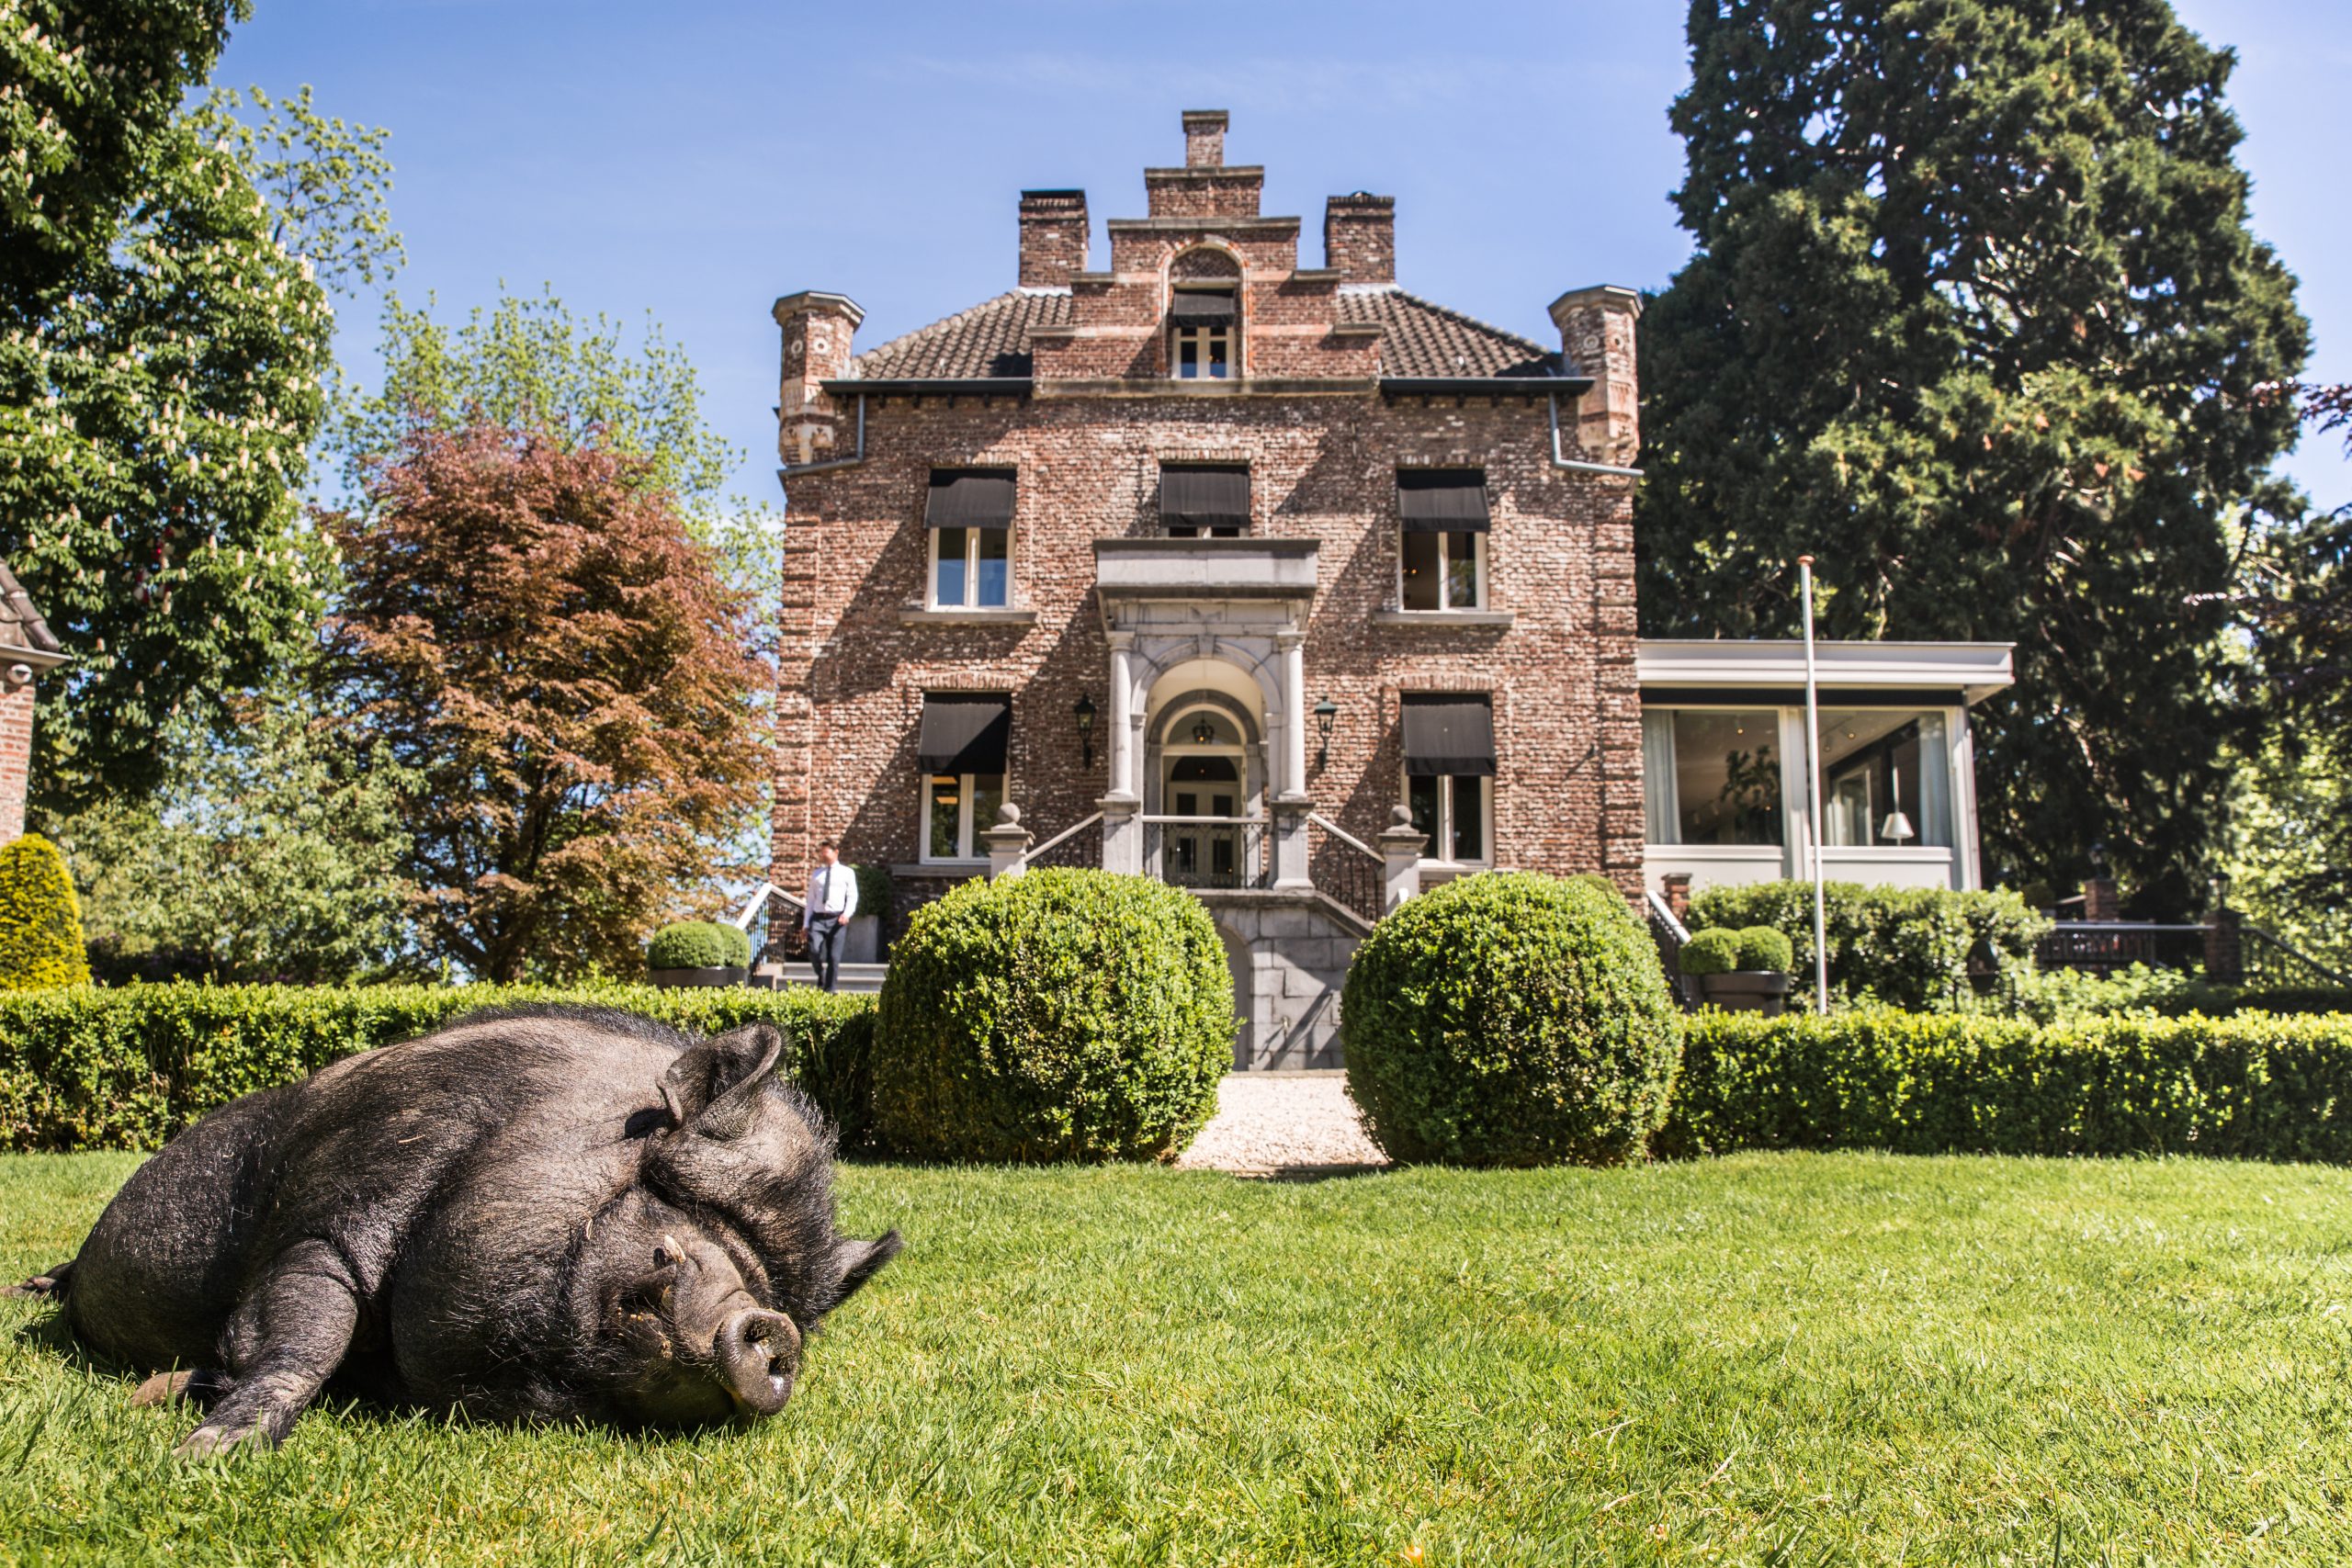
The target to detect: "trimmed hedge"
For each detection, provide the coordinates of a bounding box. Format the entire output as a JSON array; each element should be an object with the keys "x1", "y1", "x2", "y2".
[
  {"x1": 872, "y1": 868, "x2": 1232, "y2": 1162},
  {"x1": 0, "y1": 983, "x2": 876, "y2": 1154},
  {"x1": 646, "y1": 919, "x2": 752, "y2": 971},
  {"x1": 1688, "y1": 880, "x2": 2048, "y2": 1010},
  {"x1": 1736, "y1": 926, "x2": 1793, "y2": 974},
  {"x1": 1679, "y1": 928, "x2": 1741, "y2": 976},
  {"x1": 1342, "y1": 872, "x2": 1684, "y2": 1167},
  {"x1": 0, "y1": 834, "x2": 89, "y2": 989},
  {"x1": 1657, "y1": 1008, "x2": 2352, "y2": 1162}
]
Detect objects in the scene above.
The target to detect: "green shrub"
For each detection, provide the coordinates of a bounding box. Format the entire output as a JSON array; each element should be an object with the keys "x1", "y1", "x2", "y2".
[
  {"x1": 1984, "y1": 962, "x2": 2228, "y2": 1023},
  {"x1": 1735, "y1": 926, "x2": 1793, "y2": 974},
  {"x1": 1679, "y1": 928, "x2": 1741, "y2": 976},
  {"x1": 1657, "y1": 1007, "x2": 2352, "y2": 1162},
  {"x1": 646, "y1": 919, "x2": 751, "y2": 971},
  {"x1": 852, "y1": 864, "x2": 892, "y2": 922},
  {"x1": 1342, "y1": 871, "x2": 1683, "y2": 1167},
  {"x1": 0, "y1": 982, "x2": 876, "y2": 1153},
  {"x1": 2234, "y1": 987, "x2": 2352, "y2": 1017},
  {"x1": 871, "y1": 868, "x2": 1231, "y2": 1162},
  {"x1": 1687, "y1": 880, "x2": 2048, "y2": 1010},
  {"x1": 0, "y1": 834, "x2": 90, "y2": 990}
]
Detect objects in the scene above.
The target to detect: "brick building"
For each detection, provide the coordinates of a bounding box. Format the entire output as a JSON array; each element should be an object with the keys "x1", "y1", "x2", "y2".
[
  {"x1": 0, "y1": 559, "x2": 64, "y2": 845},
  {"x1": 765, "y1": 111, "x2": 2007, "y2": 1066}
]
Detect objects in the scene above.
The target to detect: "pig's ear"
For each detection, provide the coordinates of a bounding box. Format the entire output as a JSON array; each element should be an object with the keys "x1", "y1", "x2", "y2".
[
  {"x1": 829, "y1": 1229, "x2": 903, "y2": 1307},
  {"x1": 660, "y1": 1023, "x2": 786, "y2": 1134}
]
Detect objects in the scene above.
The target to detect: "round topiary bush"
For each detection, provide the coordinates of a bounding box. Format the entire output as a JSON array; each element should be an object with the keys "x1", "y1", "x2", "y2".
[
  {"x1": 1679, "y1": 927, "x2": 1741, "y2": 976},
  {"x1": 646, "y1": 919, "x2": 751, "y2": 972},
  {"x1": 1735, "y1": 925, "x2": 1793, "y2": 974},
  {"x1": 0, "y1": 833, "x2": 89, "y2": 990},
  {"x1": 1342, "y1": 871, "x2": 1683, "y2": 1167},
  {"x1": 872, "y1": 868, "x2": 1232, "y2": 1162}
]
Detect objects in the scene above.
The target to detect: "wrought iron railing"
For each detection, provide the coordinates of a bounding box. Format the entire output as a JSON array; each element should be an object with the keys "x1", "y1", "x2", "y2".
[
  {"x1": 2036, "y1": 921, "x2": 2208, "y2": 976},
  {"x1": 1306, "y1": 812, "x2": 1384, "y2": 927},
  {"x1": 1143, "y1": 816, "x2": 1269, "y2": 890},
  {"x1": 1021, "y1": 811, "x2": 1104, "y2": 873},
  {"x1": 2243, "y1": 927, "x2": 2351, "y2": 990},
  {"x1": 1645, "y1": 889, "x2": 1702, "y2": 1011}
]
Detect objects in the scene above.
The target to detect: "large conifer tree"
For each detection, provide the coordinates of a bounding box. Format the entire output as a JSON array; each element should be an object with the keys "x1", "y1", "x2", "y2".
[{"x1": 1637, "y1": 0, "x2": 2310, "y2": 912}]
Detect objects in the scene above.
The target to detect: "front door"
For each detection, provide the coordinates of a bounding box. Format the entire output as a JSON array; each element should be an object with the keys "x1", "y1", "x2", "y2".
[{"x1": 1163, "y1": 753, "x2": 1244, "y2": 886}]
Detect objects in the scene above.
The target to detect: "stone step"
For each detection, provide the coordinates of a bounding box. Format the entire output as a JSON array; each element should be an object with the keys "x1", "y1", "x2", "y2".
[{"x1": 752, "y1": 961, "x2": 888, "y2": 995}]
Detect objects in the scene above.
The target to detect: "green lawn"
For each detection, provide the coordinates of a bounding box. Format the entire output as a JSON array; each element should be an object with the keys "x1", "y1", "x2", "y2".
[{"x1": 5, "y1": 1153, "x2": 2352, "y2": 1564}]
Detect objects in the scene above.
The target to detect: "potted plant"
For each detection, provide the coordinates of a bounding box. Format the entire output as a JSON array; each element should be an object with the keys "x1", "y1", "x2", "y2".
[
  {"x1": 1679, "y1": 925, "x2": 1793, "y2": 1015},
  {"x1": 647, "y1": 919, "x2": 752, "y2": 987},
  {"x1": 843, "y1": 863, "x2": 893, "y2": 964}
]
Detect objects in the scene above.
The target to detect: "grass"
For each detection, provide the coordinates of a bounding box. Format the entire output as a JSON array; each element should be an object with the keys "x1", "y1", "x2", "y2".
[{"x1": 5, "y1": 1153, "x2": 2352, "y2": 1564}]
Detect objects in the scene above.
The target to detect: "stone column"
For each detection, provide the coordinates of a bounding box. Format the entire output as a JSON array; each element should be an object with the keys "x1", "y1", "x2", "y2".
[
  {"x1": 1277, "y1": 630, "x2": 1307, "y2": 802},
  {"x1": 982, "y1": 803, "x2": 1033, "y2": 880},
  {"x1": 2204, "y1": 904, "x2": 2245, "y2": 987},
  {"x1": 1379, "y1": 807, "x2": 1428, "y2": 912},
  {"x1": 1105, "y1": 631, "x2": 1138, "y2": 804}
]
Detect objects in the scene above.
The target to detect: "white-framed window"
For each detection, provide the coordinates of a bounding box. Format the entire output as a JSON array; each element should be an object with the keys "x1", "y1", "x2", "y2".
[
  {"x1": 1641, "y1": 708, "x2": 1784, "y2": 846},
  {"x1": 1170, "y1": 288, "x2": 1237, "y2": 379},
  {"x1": 930, "y1": 525, "x2": 1010, "y2": 609},
  {"x1": 1406, "y1": 772, "x2": 1492, "y2": 864},
  {"x1": 922, "y1": 773, "x2": 1005, "y2": 863},
  {"x1": 1400, "y1": 529, "x2": 1486, "y2": 610}
]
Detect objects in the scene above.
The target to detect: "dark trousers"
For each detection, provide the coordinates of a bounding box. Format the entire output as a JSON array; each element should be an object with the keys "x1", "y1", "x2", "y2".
[{"x1": 807, "y1": 915, "x2": 843, "y2": 992}]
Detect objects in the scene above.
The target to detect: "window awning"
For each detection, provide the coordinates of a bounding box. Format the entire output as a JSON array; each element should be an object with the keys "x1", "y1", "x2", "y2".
[
  {"x1": 1401, "y1": 695, "x2": 1496, "y2": 776},
  {"x1": 1159, "y1": 465, "x2": 1250, "y2": 530},
  {"x1": 1396, "y1": 469, "x2": 1490, "y2": 533},
  {"x1": 917, "y1": 694, "x2": 1011, "y2": 773},
  {"x1": 1170, "y1": 290, "x2": 1237, "y2": 323},
  {"x1": 925, "y1": 470, "x2": 1016, "y2": 529}
]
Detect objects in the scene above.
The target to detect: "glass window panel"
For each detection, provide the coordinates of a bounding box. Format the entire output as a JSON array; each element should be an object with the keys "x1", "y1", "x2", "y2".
[
  {"x1": 1402, "y1": 530, "x2": 1442, "y2": 611},
  {"x1": 1177, "y1": 333, "x2": 1200, "y2": 378},
  {"x1": 1450, "y1": 775, "x2": 1486, "y2": 862},
  {"x1": 1641, "y1": 710, "x2": 1680, "y2": 844},
  {"x1": 970, "y1": 774, "x2": 1003, "y2": 852},
  {"x1": 1206, "y1": 331, "x2": 1229, "y2": 378},
  {"x1": 1446, "y1": 533, "x2": 1479, "y2": 608},
  {"x1": 1670, "y1": 710, "x2": 1781, "y2": 845},
  {"x1": 928, "y1": 774, "x2": 961, "y2": 859},
  {"x1": 975, "y1": 527, "x2": 1010, "y2": 606},
  {"x1": 933, "y1": 526, "x2": 968, "y2": 607},
  {"x1": 1408, "y1": 773, "x2": 1441, "y2": 845},
  {"x1": 1818, "y1": 711, "x2": 1936, "y2": 847}
]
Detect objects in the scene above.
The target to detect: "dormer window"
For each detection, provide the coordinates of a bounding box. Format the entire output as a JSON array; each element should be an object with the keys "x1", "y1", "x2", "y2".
[{"x1": 1170, "y1": 288, "x2": 1237, "y2": 379}]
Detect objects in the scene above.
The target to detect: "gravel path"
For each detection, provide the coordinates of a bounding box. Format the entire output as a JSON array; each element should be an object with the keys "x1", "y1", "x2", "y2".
[{"x1": 1175, "y1": 1072, "x2": 1390, "y2": 1173}]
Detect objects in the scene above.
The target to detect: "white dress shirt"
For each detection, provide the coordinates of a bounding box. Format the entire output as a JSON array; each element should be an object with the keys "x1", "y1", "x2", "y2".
[{"x1": 804, "y1": 862, "x2": 858, "y2": 926}]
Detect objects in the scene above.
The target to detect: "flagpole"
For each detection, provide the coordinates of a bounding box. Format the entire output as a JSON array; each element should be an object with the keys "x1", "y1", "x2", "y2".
[{"x1": 1798, "y1": 555, "x2": 1828, "y2": 1015}]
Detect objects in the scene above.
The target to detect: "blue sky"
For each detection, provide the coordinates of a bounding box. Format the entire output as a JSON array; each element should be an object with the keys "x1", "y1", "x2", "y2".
[{"x1": 218, "y1": 0, "x2": 2351, "y2": 513}]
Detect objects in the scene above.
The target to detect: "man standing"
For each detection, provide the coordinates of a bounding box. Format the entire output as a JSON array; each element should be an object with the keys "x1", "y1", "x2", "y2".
[{"x1": 803, "y1": 841, "x2": 859, "y2": 992}]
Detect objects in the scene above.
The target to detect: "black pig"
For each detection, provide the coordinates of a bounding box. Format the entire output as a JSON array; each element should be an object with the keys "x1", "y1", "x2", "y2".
[{"x1": 7, "y1": 1006, "x2": 899, "y2": 1457}]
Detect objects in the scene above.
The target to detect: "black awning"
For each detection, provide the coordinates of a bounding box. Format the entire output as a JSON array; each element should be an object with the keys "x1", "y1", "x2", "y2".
[
  {"x1": 1169, "y1": 290, "x2": 1237, "y2": 323},
  {"x1": 1401, "y1": 695, "x2": 1496, "y2": 776},
  {"x1": 925, "y1": 470, "x2": 1016, "y2": 529},
  {"x1": 1159, "y1": 465, "x2": 1250, "y2": 530},
  {"x1": 917, "y1": 694, "x2": 1011, "y2": 773},
  {"x1": 1396, "y1": 469, "x2": 1490, "y2": 532}
]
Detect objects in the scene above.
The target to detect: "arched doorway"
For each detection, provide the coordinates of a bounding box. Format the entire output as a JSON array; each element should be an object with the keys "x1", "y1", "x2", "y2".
[{"x1": 1142, "y1": 659, "x2": 1267, "y2": 889}]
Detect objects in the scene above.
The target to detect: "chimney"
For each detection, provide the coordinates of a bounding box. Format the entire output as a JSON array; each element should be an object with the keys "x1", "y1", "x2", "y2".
[
  {"x1": 1182, "y1": 109, "x2": 1227, "y2": 168},
  {"x1": 1548, "y1": 285, "x2": 1643, "y2": 466},
  {"x1": 1018, "y1": 189, "x2": 1089, "y2": 288},
  {"x1": 1324, "y1": 193, "x2": 1396, "y2": 285},
  {"x1": 771, "y1": 290, "x2": 862, "y2": 467}
]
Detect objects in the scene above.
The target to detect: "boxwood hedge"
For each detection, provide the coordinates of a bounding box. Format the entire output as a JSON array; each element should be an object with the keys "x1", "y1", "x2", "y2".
[
  {"x1": 0, "y1": 982, "x2": 875, "y2": 1154},
  {"x1": 646, "y1": 920, "x2": 752, "y2": 971},
  {"x1": 1657, "y1": 1007, "x2": 2352, "y2": 1162},
  {"x1": 1688, "y1": 880, "x2": 2048, "y2": 1010},
  {"x1": 1342, "y1": 872, "x2": 1683, "y2": 1167},
  {"x1": 872, "y1": 869, "x2": 1232, "y2": 1162}
]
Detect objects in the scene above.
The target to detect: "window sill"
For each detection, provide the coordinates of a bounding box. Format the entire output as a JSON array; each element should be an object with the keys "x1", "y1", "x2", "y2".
[
  {"x1": 899, "y1": 606, "x2": 1037, "y2": 626},
  {"x1": 1371, "y1": 608, "x2": 1514, "y2": 628}
]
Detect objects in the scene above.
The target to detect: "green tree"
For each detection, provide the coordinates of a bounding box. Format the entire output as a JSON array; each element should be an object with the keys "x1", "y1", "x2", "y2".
[
  {"x1": 1637, "y1": 0, "x2": 2311, "y2": 913},
  {"x1": 0, "y1": 62, "x2": 399, "y2": 810},
  {"x1": 47, "y1": 685, "x2": 418, "y2": 984}
]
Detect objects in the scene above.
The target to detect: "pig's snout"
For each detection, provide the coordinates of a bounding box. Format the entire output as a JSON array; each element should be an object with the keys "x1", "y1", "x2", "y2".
[{"x1": 714, "y1": 1306, "x2": 799, "y2": 1416}]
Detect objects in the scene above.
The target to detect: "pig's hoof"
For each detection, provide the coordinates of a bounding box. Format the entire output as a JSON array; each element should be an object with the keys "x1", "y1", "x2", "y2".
[
  {"x1": 173, "y1": 1423, "x2": 268, "y2": 1461},
  {"x1": 134, "y1": 1369, "x2": 226, "y2": 1409},
  {"x1": 1, "y1": 1275, "x2": 58, "y2": 1298}
]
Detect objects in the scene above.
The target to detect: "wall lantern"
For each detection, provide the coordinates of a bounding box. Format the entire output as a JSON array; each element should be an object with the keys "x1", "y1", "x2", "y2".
[
  {"x1": 1073, "y1": 694, "x2": 1097, "y2": 768},
  {"x1": 1313, "y1": 696, "x2": 1340, "y2": 769}
]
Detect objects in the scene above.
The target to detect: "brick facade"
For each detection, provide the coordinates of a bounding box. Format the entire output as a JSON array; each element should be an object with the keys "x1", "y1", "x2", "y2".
[
  {"x1": 0, "y1": 676, "x2": 32, "y2": 844},
  {"x1": 768, "y1": 113, "x2": 1643, "y2": 1063}
]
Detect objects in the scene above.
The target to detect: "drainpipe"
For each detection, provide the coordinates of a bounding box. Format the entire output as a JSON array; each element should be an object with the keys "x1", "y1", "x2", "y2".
[
  {"x1": 1547, "y1": 392, "x2": 1643, "y2": 479},
  {"x1": 777, "y1": 392, "x2": 868, "y2": 482}
]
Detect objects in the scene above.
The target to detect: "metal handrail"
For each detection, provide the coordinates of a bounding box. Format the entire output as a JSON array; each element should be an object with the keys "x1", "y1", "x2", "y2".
[
  {"x1": 1645, "y1": 888, "x2": 1690, "y2": 944},
  {"x1": 729, "y1": 881, "x2": 807, "y2": 931},
  {"x1": 2245, "y1": 927, "x2": 2351, "y2": 988},
  {"x1": 1019, "y1": 810, "x2": 1104, "y2": 867},
  {"x1": 1306, "y1": 810, "x2": 1379, "y2": 861}
]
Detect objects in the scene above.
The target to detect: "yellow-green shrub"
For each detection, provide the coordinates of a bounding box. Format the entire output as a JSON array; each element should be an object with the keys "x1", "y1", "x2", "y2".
[{"x1": 0, "y1": 834, "x2": 89, "y2": 989}]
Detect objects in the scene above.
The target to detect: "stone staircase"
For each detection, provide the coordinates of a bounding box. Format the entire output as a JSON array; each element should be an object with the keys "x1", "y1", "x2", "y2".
[{"x1": 752, "y1": 960, "x2": 888, "y2": 995}]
